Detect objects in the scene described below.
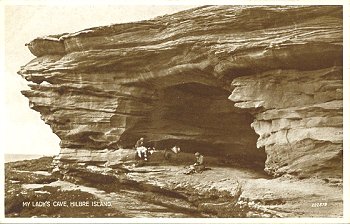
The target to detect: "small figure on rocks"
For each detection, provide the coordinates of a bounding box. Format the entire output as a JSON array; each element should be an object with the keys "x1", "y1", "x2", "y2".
[
  {"x1": 135, "y1": 137, "x2": 144, "y2": 148},
  {"x1": 135, "y1": 137, "x2": 148, "y2": 161},
  {"x1": 184, "y1": 152, "x2": 205, "y2": 175},
  {"x1": 164, "y1": 145, "x2": 181, "y2": 160}
]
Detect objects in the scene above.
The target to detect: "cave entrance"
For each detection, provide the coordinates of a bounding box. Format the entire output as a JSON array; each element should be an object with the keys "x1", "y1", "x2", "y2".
[{"x1": 131, "y1": 82, "x2": 266, "y2": 171}]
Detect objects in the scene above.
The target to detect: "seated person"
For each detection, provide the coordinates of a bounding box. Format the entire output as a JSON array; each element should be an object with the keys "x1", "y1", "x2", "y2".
[
  {"x1": 193, "y1": 152, "x2": 205, "y2": 172},
  {"x1": 135, "y1": 137, "x2": 147, "y2": 161},
  {"x1": 185, "y1": 152, "x2": 205, "y2": 174},
  {"x1": 135, "y1": 137, "x2": 144, "y2": 148}
]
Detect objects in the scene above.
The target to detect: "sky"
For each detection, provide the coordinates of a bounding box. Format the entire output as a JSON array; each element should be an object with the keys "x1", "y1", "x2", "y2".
[{"x1": 2, "y1": 4, "x2": 197, "y2": 155}]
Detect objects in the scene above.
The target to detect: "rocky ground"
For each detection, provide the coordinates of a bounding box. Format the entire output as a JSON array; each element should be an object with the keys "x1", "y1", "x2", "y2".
[
  {"x1": 5, "y1": 155, "x2": 342, "y2": 218},
  {"x1": 5, "y1": 157, "x2": 125, "y2": 217}
]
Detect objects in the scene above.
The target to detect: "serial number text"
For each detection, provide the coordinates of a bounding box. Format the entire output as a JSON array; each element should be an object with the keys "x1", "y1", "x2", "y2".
[{"x1": 311, "y1": 202, "x2": 327, "y2": 207}]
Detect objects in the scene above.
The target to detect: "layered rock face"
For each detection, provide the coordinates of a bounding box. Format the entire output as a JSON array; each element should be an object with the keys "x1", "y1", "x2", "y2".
[
  {"x1": 19, "y1": 6, "x2": 342, "y2": 178},
  {"x1": 230, "y1": 68, "x2": 342, "y2": 178}
]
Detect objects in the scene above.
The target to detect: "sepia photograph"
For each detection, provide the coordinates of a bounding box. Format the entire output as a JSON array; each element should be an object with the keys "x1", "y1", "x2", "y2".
[{"x1": 0, "y1": 0, "x2": 349, "y2": 223}]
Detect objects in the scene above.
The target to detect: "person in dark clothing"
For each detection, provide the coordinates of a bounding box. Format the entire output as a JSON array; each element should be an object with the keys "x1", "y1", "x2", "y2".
[
  {"x1": 193, "y1": 152, "x2": 205, "y2": 173},
  {"x1": 184, "y1": 152, "x2": 205, "y2": 174}
]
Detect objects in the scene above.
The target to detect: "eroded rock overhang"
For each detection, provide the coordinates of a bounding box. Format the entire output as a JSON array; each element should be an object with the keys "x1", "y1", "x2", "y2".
[{"x1": 18, "y1": 6, "x2": 343, "y2": 178}]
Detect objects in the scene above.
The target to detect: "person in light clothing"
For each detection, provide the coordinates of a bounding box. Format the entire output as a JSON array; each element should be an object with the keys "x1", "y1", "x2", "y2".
[{"x1": 135, "y1": 137, "x2": 147, "y2": 160}]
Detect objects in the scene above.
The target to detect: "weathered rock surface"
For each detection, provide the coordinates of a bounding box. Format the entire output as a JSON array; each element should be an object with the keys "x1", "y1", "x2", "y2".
[
  {"x1": 230, "y1": 67, "x2": 343, "y2": 178},
  {"x1": 19, "y1": 6, "x2": 342, "y2": 178},
  {"x1": 6, "y1": 156, "x2": 342, "y2": 218},
  {"x1": 58, "y1": 163, "x2": 343, "y2": 217}
]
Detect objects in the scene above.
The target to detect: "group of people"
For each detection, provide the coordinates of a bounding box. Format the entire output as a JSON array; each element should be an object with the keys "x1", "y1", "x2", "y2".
[{"x1": 134, "y1": 137, "x2": 205, "y2": 174}]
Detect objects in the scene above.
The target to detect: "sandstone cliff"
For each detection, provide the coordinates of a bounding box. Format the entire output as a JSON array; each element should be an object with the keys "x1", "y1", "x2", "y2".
[{"x1": 19, "y1": 6, "x2": 343, "y2": 179}]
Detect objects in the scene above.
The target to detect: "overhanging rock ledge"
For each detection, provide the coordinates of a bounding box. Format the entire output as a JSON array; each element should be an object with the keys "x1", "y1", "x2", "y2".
[{"x1": 19, "y1": 5, "x2": 343, "y2": 179}]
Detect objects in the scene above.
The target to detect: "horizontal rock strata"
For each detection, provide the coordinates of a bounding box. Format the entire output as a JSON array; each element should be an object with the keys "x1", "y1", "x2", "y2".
[
  {"x1": 229, "y1": 67, "x2": 342, "y2": 178},
  {"x1": 19, "y1": 5, "x2": 342, "y2": 178}
]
